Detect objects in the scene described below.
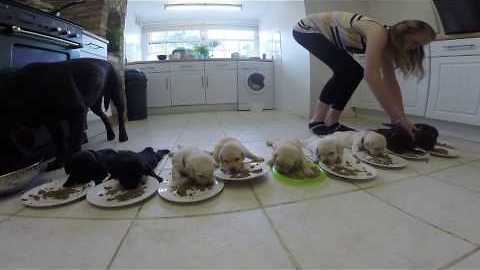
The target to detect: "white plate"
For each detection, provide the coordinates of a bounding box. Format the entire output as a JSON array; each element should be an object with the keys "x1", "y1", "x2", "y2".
[
  {"x1": 158, "y1": 173, "x2": 224, "y2": 203},
  {"x1": 21, "y1": 179, "x2": 94, "y2": 208},
  {"x1": 354, "y1": 151, "x2": 408, "y2": 169},
  {"x1": 436, "y1": 141, "x2": 456, "y2": 150},
  {"x1": 86, "y1": 177, "x2": 159, "y2": 208},
  {"x1": 389, "y1": 148, "x2": 430, "y2": 160},
  {"x1": 430, "y1": 146, "x2": 460, "y2": 158},
  {"x1": 318, "y1": 152, "x2": 377, "y2": 181},
  {"x1": 214, "y1": 162, "x2": 268, "y2": 181}
]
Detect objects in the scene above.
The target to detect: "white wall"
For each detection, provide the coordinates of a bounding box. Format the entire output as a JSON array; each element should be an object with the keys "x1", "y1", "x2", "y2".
[{"x1": 258, "y1": 1, "x2": 310, "y2": 117}]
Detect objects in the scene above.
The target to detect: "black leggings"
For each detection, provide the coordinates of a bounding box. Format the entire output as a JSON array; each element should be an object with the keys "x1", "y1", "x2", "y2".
[{"x1": 293, "y1": 30, "x2": 364, "y2": 111}]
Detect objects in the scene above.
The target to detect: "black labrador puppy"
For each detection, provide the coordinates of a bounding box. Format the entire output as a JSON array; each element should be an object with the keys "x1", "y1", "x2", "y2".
[
  {"x1": 377, "y1": 123, "x2": 439, "y2": 153},
  {"x1": 64, "y1": 147, "x2": 170, "y2": 189},
  {"x1": 0, "y1": 58, "x2": 128, "y2": 170}
]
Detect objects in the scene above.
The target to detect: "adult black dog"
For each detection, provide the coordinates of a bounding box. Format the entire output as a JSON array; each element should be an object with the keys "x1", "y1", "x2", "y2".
[
  {"x1": 0, "y1": 58, "x2": 128, "y2": 171},
  {"x1": 64, "y1": 147, "x2": 170, "y2": 189},
  {"x1": 376, "y1": 123, "x2": 439, "y2": 153}
]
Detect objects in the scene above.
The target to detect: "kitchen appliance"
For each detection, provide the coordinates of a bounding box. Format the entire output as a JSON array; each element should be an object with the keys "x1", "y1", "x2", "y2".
[
  {"x1": 0, "y1": 0, "x2": 83, "y2": 69},
  {"x1": 237, "y1": 61, "x2": 274, "y2": 111},
  {"x1": 433, "y1": 0, "x2": 480, "y2": 34}
]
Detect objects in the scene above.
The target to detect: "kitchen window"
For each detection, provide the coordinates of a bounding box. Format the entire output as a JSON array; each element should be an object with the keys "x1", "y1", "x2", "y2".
[{"x1": 146, "y1": 27, "x2": 258, "y2": 60}]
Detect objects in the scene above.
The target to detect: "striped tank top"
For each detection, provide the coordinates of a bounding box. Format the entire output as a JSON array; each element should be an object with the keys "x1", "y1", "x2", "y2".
[{"x1": 294, "y1": 11, "x2": 385, "y2": 54}]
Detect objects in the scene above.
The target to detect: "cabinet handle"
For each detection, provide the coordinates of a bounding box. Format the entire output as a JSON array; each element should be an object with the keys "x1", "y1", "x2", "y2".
[
  {"x1": 206, "y1": 75, "x2": 209, "y2": 88},
  {"x1": 201, "y1": 75, "x2": 204, "y2": 88},
  {"x1": 443, "y1": 44, "x2": 476, "y2": 51}
]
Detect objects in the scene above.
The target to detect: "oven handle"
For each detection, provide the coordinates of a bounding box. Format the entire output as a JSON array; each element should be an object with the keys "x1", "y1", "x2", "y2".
[{"x1": 11, "y1": 26, "x2": 81, "y2": 49}]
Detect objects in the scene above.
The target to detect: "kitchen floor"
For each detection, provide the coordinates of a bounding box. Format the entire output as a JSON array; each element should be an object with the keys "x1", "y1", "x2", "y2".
[{"x1": 2, "y1": 110, "x2": 480, "y2": 269}]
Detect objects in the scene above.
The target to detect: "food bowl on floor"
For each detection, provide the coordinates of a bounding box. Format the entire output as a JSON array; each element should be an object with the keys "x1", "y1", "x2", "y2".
[
  {"x1": 157, "y1": 55, "x2": 167, "y2": 61},
  {"x1": 0, "y1": 162, "x2": 44, "y2": 195}
]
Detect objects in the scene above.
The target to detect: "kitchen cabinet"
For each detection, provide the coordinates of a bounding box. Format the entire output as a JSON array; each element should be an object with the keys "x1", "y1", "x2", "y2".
[
  {"x1": 427, "y1": 55, "x2": 480, "y2": 125},
  {"x1": 170, "y1": 62, "x2": 205, "y2": 106},
  {"x1": 351, "y1": 53, "x2": 430, "y2": 117},
  {"x1": 205, "y1": 61, "x2": 237, "y2": 104},
  {"x1": 426, "y1": 38, "x2": 480, "y2": 126}
]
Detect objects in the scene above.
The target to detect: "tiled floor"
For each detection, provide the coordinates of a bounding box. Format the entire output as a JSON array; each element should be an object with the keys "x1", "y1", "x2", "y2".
[{"x1": 1, "y1": 110, "x2": 480, "y2": 269}]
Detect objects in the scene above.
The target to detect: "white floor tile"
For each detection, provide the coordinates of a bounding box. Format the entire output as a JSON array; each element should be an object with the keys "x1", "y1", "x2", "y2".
[
  {"x1": 112, "y1": 210, "x2": 294, "y2": 269},
  {"x1": 430, "y1": 164, "x2": 480, "y2": 192},
  {"x1": 266, "y1": 191, "x2": 473, "y2": 269},
  {"x1": 139, "y1": 171, "x2": 260, "y2": 218},
  {"x1": 451, "y1": 249, "x2": 480, "y2": 269},
  {"x1": 0, "y1": 217, "x2": 131, "y2": 269},
  {"x1": 371, "y1": 176, "x2": 480, "y2": 244}
]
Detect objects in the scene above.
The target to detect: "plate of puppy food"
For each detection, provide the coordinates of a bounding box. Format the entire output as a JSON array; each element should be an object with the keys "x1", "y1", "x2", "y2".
[
  {"x1": 318, "y1": 153, "x2": 377, "y2": 181},
  {"x1": 354, "y1": 151, "x2": 408, "y2": 169},
  {"x1": 389, "y1": 148, "x2": 430, "y2": 160},
  {"x1": 21, "y1": 178, "x2": 95, "y2": 208},
  {"x1": 213, "y1": 137, "x2": 267, "y2": 181},
  {"x1": 430, "y1": 141, "x2": 459, "y2": 158},
  {"x1": 215, "y1": 162, "x2": 268, "y2": 181},
  {"x1": 86, "y1": 177, "x2": 160, "y2": 208},
  {"x1": 272, "y1": 162, "x2": 327, "y2": 186},
  {"x1": 158, "y1": 172, "x2": 224, "y2": 203}
]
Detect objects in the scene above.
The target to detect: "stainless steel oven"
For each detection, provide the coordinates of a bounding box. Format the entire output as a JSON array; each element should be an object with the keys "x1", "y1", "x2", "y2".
[{"x1": 0, "y1": 0, "x2": 83, "y2": 69}]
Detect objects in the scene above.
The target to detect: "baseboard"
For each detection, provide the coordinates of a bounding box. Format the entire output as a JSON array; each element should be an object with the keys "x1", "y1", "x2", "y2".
[
  {"x1": 355, "y1": 108, "x2": 480, "y2": 143},
  {"x1": 147, "y1": 104, "x2": 237, "y2": 115}
]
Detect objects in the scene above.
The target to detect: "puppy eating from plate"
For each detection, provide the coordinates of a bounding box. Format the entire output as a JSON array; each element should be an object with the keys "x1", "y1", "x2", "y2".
[
  {"x1": 267, "y1": 140, "x2": 314, "y2": 177},
  {"x1": 213, "y1": 137, "x2": 264, "y2": 175},
  {"x1": 171, "y1": 147, "x2": 216, "y2": 190},
  {"x1": 333, "y1": 131, "x2": 387, "y2": 156}
]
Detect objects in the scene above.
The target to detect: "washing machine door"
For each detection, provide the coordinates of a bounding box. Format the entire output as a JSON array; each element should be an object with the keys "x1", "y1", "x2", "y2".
[{"x1": 245, "y1": 72, "x2": 266, "y2": 94}]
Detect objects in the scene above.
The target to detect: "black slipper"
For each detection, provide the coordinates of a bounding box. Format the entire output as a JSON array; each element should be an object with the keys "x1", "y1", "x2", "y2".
[
  {"x1": 336, "y1": 124, "x2": 356, "y2": 132},
  {"x1": 308, "y1": 121, "x2": 324, "y2": 130},
  {"x1": 311, "y1": 123, "x2": 337, "y2": 135}
]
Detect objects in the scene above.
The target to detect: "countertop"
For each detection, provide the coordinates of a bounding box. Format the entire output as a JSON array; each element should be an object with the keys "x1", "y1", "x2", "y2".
[
  {"x1": 127, "y1": 58, "x2": 273, "y2": 65},
  {"x1": 434, "y1": 33, "x2": 480, "y2": 41}
]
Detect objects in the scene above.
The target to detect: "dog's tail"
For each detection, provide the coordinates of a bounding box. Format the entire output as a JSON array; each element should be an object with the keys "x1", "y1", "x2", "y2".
[{"x1": 103, "y1": 63, "x2": 124, "y2": 112}]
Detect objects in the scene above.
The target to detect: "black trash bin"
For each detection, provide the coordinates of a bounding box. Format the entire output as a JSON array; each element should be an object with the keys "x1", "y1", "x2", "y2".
[{"x1": 125, "y1": 69, "x2": 148, "y2": 121}]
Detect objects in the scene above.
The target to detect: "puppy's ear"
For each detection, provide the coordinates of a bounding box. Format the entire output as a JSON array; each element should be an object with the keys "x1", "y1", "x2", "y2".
[
  {"x1": 240, "y1": 151, "x2": 245, "y2": 161},
  {"x1": 352, "y1": 133, "x2": 365, "y2": 153}
]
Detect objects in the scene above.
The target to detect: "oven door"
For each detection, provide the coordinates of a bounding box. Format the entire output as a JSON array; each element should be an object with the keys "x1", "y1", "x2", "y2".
[{"x1": 0, "y1": 33, "x2": 80, "y2": 69}]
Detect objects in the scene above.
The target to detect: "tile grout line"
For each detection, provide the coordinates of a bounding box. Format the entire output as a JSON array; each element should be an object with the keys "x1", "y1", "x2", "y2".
[
  {"x1": 106, "y1": 202, "x2": 145, "y2": 270},
  {"x1": 438, "y1": 246, "x2": 480, "y2": 270},
  {"x1": 249, "y1": 182, "x2": 303, "y2": 270},
  {"x1": 362, "y1": 188, "x2": 479, "y2": 247}
]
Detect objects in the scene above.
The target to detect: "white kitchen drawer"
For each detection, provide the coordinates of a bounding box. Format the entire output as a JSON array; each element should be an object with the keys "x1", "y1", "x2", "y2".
[
  {"x1": 171, "y1": 62, "x2": 204, "y2": 72},
  {"x1": 206, "y1": 61, "x2": 236, "y2": 70},
  {"x1": 431, "y1": 38, "x2": 480, "y2": 57},
  {"x1": 81, "y1": 31, "x2": 108, "y2": 59},
  {"x1": 134, "y1": 63, "x2": 171, "y2": 73}
]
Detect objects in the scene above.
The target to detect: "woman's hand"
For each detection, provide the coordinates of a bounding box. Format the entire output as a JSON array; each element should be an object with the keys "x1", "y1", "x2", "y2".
[{"x1": 393, "y1": 117, "x2": 416, "y2": 138}]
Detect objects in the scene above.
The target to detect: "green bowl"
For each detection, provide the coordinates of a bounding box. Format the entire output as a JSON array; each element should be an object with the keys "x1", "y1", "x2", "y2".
[{"x1": 271, "y1": 162, "x2": 327, "y2": 187}]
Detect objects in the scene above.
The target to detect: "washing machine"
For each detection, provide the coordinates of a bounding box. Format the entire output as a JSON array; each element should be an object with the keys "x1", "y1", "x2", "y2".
[{"x1": 237, "y1": 61, "x2": 274, "y2": 110}]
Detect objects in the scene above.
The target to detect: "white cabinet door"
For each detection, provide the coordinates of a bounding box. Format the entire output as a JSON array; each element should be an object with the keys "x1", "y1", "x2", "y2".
[
  {"x1": 205, "y1": 62, "x2": 237, "y2": 104},
  {"x1": 146, "y1": 72, "x2": 171, "y2": 107},
  {"x1": 351, "y1": 56, "x2": 382, "y2": 110},
  {"x1": 396, "y1": 64, "x2": 429, "y2": 117},
  {"x1": 427, "y1": 56, "x2": 480, "y2": 126},
  {"x1": 171, "y1": 70, "x2": 205, "y2": 105}
]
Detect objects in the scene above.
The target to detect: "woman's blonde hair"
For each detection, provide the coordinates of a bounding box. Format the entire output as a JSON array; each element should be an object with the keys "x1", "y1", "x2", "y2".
[{"x1": 388, "y1": 20, "x2": 436, "y2": 78}]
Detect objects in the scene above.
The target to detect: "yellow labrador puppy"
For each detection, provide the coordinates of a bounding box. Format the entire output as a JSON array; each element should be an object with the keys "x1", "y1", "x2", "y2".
[
  {"x1": 333, "y1": 131, "x2": 387, "y2": 156},
  {"x1": 308, "y1": 136, "x2": 343, "y2": 166},
  {"x1": 267, "y1": 139, "x2": 314, "y2": 177},
  {"x1": 213, "y1": 137, "x2": 264, "y2": 174},
  {"x1": 171, "y1": 147, "x2": 216, "y2": 188}
]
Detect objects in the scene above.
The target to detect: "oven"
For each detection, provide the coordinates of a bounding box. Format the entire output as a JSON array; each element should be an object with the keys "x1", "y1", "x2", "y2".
[{"x1": 0, "y1": 0, "x2": 83, "y2": 69}]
